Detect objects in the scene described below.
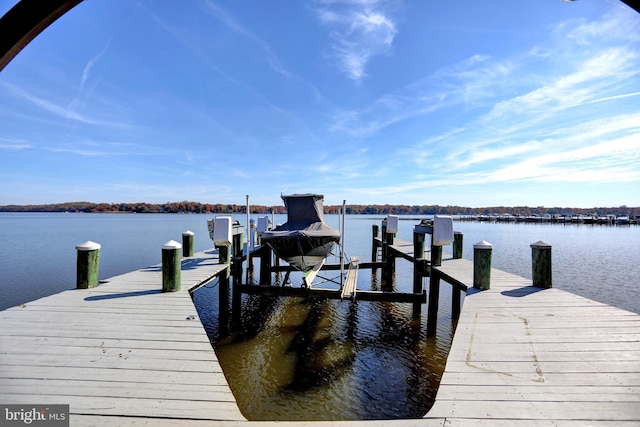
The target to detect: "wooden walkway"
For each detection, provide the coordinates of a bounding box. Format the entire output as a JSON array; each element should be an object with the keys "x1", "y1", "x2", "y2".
[
  {"x1": 2, "y1": 244, "x2": 639, "y2": 426},
  {"x1": 0, "y1": 250, "x2": 246, "y2": 425},
  {"x1": 425, "y1": 257, "x2": 640, "y2": 425}
]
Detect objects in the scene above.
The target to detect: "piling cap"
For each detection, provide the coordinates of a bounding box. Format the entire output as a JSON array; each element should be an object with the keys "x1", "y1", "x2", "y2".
[
  {"x1": 182, "y1": 230, "x2": 195, "y2": 236},
  {"x1": 473, "y1": 240, "x2": 493, "y2": 249},
  {"x1": 530, "y1": 240, "x2": 552, "y2": 248},
  {"x1": 76, "y1": 240, "x2": 101, "y2": 251},
  {"x1": 162, "y1": 240, "x2": 182, "y2": 250}
]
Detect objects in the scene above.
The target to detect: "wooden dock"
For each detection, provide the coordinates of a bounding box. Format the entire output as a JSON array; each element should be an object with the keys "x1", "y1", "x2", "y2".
[
  {"x1": 0, "y1": 250, "x2": 246, "y2": 425},
  {"x1": 1, "y1": 241, "x2": 639, "y2": 426},
  {"x1": 426, "y1": 257, "x2": 640, "y2": 425}
]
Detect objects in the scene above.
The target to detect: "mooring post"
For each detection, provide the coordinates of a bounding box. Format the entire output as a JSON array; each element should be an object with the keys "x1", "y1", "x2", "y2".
[
  {"x1": 427, "y1": 272, "x2": 441, "y2": 336},
  {"x1": 371, "y1": 224, "x2": 379, "y2": 264},
  {"x1": 431, "y1": 243, "x2": 443, "y2": 266},
  {"x1": 531, "y1": 241, "x2": 552, "y2": 288},
  {"x1": 453, "y1": 231, "x2": 463, "y2": 259},
  {"x1": 216, "y1": 245, "x2": 231, "y2": 335},
  {"x1": 182, "y1": 230, "x2": 194, "y2": 257},
  {"x1": 259, "y1": 245, "x2": 272, "y2": 286},
  {"x1": 76, "y1": 241, "x2": 101, "y2": 289},
  {"x1": 473, "y1": 240, "x2": 493, "y2": 290},
  {"x1": 162, "y1": 240, "x2": 182, "y2": 292},
  {"x1": 413, "y1": 230, "x2": 426, "y2": 317},
  {"x1": 231, "y1": 229, "x2": 244, "y2": 327}
]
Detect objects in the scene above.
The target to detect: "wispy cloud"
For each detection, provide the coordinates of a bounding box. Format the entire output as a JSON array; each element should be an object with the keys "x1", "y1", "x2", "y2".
[
  {"x1": 315, "y1": 0, "x2": 399, "y2": 81},
  {"x1": 0, "y1": 81, "x2": 133, "y2": 130},
  {"x1": 199, "y1": 0, "x2": 291, "y2": 78},
  {"x1": 331, "y1": 8, "x2": 640, "y2": 197}
]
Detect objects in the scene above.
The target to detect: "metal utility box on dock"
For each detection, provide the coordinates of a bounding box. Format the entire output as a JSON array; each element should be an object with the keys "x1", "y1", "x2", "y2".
[{"x1": 213, "y1": 216, "x2": 233, "y2": 247}]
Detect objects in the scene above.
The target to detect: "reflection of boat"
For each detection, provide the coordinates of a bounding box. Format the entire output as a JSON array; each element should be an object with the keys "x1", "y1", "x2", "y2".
[{"x1": 261, "y1": 194, "x2": 340, "y2": 271}]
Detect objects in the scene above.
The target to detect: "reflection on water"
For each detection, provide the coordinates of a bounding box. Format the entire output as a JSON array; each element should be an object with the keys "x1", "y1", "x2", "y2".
[{"x1": 194, "y1": 264, "x2": 457, "y2": 420}]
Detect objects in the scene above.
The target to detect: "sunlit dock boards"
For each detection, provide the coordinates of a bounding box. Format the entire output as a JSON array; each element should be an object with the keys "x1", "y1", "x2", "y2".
[
  {"x1": 0, "y1": 250, "x2": 245, "y2": 424},
  {"x1": 424, "y1": 257, "x2": 640, "y2": 424},
  {"x1": 1, "y1": 242, "x2": 639, "y2": 426}
]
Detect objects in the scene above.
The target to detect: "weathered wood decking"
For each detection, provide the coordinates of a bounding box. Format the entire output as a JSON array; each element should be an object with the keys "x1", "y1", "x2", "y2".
[
  {"x1": 0, "y1": 250, "x2": 246, "y2": 424},
  {"x1": 1, "y1": 245, "x2": 639, "y2": 426},
  {"x1": 426, "y1": 257, "x2": 640, "y2": 425}
]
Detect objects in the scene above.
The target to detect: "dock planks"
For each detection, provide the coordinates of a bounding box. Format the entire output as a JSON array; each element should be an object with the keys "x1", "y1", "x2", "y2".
[
  {"x1": 0, "y1": 250, "x2": 245, "y2": 423},
  {"x1": 425, "y1": 257, "x2": 640, "y2": 424},
  {"x1": 1, "y1": 241, "x2": 639, "y2": 426}
]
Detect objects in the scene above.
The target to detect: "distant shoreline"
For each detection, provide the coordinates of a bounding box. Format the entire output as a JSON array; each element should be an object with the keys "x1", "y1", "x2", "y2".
[{"x1": 1, "y1": 201, "x2": 638, "y2": 217}]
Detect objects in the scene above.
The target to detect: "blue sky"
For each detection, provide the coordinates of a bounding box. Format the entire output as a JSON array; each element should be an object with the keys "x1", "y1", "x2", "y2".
[{"x1": 1, "y1": 0, "x2": 639, "y2": 208}]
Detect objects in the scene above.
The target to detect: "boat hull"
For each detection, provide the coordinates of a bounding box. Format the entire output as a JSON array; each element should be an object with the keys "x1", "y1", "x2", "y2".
[{"x1": 261, "y1": 230, "x2": 340, "y2": 271}]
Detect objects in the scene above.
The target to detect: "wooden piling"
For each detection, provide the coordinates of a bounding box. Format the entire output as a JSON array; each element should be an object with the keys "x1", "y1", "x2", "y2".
[
  {"x1": 217, "y1": 243, "x2": 232, "y2": 336},
  {"x1": 531, "y1": 240, "x2": 552, "y2": 289},
  {"x1": 413, "y1": 231, "x2": 426, "y2": 317},
  {"x1": 371, "y1": 224, "x2": 379, "y2": 263},
  {"x1": 259, "y1": 245, "x2": 272, "y2": 286},
  {"x1": 473, "y1": 240, "x2": 492, "y2": 290},
  {"x1": 427, "y1": 273, "x2": 440, "y2": 336},
  {"x1": 453, "y1": 231, "x2": 463, "y2": 259},
  {"x1": 182, "y1": 230, "x2": 194, "y2": 257},
  {"x1": 75, "y1": 241, "x2": 100, "y2": 289},
  {"x1": 231, "y1": 231, "x2": 244, "y2": 328},
  {"x1": 161, "y1": 240, "x2": 182, "y2": 292},
  {"x1": 431, "y1": 244, "x2": 443, "y2": 266}
]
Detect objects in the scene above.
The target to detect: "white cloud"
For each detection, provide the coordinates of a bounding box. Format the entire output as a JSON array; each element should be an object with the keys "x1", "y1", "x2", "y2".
[{"x1": 316, "y1": 0, "x2": 398, "y2": 81}]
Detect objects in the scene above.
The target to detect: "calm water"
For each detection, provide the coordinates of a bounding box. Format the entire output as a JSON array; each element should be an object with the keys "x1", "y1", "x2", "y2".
[{"x1": 1, "y1": 212, "x2": 638, "y2": 420}]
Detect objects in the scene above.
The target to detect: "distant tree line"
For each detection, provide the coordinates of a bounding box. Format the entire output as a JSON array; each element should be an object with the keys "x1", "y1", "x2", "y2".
[{"x1": 0, "y1": 201, "x2": 638, "y2": 216}]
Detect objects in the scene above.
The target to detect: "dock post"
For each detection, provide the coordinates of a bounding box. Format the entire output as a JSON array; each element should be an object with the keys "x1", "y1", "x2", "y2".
[
  {"x1": 182, "y1": 230, "x2": 194, "y2": 257},
  {"x1": 231, "y1": 229, "x2": 244, "y2": 328},
  {"x1": 531, "y1": 241, "x2": 552, "y2": 288},
  {"x1": 371, "y1": 224, "x2": 379, "y2": 264},
  {"x1": 216, "y1": 244, "x2": 232, "y2": 335},
  {"x1": 427, "y1": 272, "x2": 440, "y2": 336},
  {"x1": 473, "y1": 240, "x2": 493, "y2": 290},
  {"x1": 413, "y1": 231, "x2": 426, "y2": 317},
  {"x1": 431, "y1": 244, "x2": 443, "y2": 266},
  {"x1": 453, "y1": 231, "x2": 463, "y2": 259},
  {"x1": 259, "y1": 245, "x2": 272, "y2": 286},
  {"x1": 161, "y1": 240, "x2": 182, "y2": 292},
  {"x1": 76, "y1": 241, "x2": 101, "y2": 289}
]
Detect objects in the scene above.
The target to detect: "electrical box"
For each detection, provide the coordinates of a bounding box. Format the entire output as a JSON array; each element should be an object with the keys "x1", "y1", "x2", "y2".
[
  {"x1": 433, "y1": 215, "x2": 454, "y2": 246},
  {"x1": 386, "y1": 215, "x2": 399, "y2": 233},
  {"x1": 257, "y1": 216, "x2": 270, "y2": 233},
  {"x1": 213, "y1": 216, "x2": 232, "y2": 247}
]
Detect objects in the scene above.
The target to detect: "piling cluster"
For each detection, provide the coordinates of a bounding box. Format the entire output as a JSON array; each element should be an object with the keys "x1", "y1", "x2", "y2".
[{"x1": 75, "y1": 229, "x2": 198, "y2": 293}]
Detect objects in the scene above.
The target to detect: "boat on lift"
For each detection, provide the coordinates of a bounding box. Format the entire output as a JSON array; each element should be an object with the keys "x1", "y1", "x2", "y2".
[{"x1": 260, "y1": 194, "x2": 341, "y2": 271}]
